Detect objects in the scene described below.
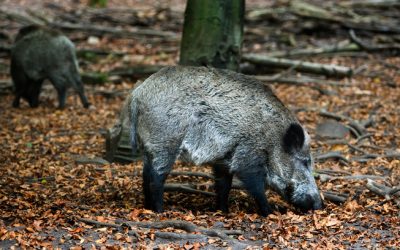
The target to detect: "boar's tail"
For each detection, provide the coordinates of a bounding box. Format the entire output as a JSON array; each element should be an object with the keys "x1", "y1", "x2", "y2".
[{"x1": 129, "y1": 97, "x2": 139, "y2": 154}]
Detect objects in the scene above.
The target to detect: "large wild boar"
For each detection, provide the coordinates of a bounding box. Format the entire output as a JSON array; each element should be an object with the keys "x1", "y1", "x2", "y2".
[
  {"x1": 129, "y1": 66, "x2": 323, "y2": 216},
  {"x1": 10, "y1": 25, "x2": 90, "y2": 108}
]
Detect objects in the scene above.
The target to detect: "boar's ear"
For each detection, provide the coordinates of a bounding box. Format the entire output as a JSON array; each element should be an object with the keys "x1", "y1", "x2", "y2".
[{"x1": 283, "y1": 123, "x2": 305, "y2": 153}]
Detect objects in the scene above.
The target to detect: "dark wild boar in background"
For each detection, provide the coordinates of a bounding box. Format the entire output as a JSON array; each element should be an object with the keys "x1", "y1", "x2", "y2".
[
  {"x1": 10, "y1": 25, "x2": 90, "y2": 108},
  {"x1": 129, "y1": 66, "x2": 323, "y2": 216}
]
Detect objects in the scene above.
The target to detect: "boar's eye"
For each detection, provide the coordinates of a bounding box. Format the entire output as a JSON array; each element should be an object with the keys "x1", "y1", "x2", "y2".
[
  {"x1": 296, "y1": 156, "x2": 311, "y2": 169},
  {"x1": 303, "y1": 158, "x2": 311, "y2": 167}
]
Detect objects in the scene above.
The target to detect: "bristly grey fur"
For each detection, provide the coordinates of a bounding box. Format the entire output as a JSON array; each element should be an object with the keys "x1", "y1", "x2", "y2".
[{"x1": 129, "y1": 66, "x2": 323, "y2": 215}]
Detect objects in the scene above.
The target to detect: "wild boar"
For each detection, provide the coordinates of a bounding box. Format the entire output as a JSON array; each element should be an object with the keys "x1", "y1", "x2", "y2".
[
  {"x1": 129, "y1": 66, "x2": 323, "y2": 215},
  {"x1": 10, "y1": 25, "x2": 90, "y2": 108}
]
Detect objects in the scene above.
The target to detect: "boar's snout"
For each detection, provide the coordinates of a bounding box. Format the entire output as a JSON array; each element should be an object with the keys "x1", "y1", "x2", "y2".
[
  {"x1": 288, "y1": 177, "x2": 324, "y2": 212},
  {"x1": 293, "y1": 193, "x2": 324, "y2": 212}
]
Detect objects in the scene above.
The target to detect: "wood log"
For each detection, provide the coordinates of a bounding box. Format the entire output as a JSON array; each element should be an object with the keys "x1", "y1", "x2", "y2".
[
  {"x1": 339, "y1": 0, "x2": 400, "y2": 8},
  {"x1": 81, "y1": 72, "x2": 108, "y2": 85},
  {"x1": 262, "y1": 43, "x2": 361, "y2": 58},
  {"x1": 289, "y1": 0, "x2": 400, "y2": 34},
  {"x1": 0, "y1": 8, "x2": 45, "y2": 25},
  {"x1": 105, "y1": 94, "x2": 141, "y2": 163},
  {"x1": 51, "y1": 21, "x2": 178, "y2": 39},
  {"x1": 109, "y1": 64, "x2": 167, "y2": 78},
  {"x1": 242, "y1": 54, "x2": 353, "y2": 77}
]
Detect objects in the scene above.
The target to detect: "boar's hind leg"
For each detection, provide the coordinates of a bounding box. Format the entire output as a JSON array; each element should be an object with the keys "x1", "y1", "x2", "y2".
[
  {"x1": 142, "y1": 149, "x2": 174, "y2": 213},
  {"x1": 55, "y1": 86, "x2": 67, "y2": 109},
  {"x1": 49, "y1": 75, "x2": 68, "y2": 109},
  {"x1": 11, "y1": 64, "x2": 27, "y2": 108},
  {"x1": 28, "y1": 81, "x2": 43, "y2": 108},
  {"x1": 236, "y1": 171, "x2": 273, "y2": 216},
  {"x1": 75, "y1": 81, "x2": 90, "y2": 108},
  {"x1": 212, "y1": 164, "x2": 233, "y2": 213}
]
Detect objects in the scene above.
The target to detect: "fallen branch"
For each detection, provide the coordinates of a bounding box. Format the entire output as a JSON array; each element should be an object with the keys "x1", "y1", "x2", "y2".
[
  {"x1": 109, "y1": 65, "x2": 167, "y2": 78},
  {"x1": 165, "y1": 180, "x2": 347, "y2": 204},
  {"x1": 115, "y1": 219, "x2": 243, "y2": 241},
  {"x1": 169, "y1": 171, "x2": 214, "y2": 180},
  {"x1": 365, "y1": 179, "x2": 400, "y2": 207},
  {"x1": 51, "y1": 22, "x2": 178, "y2": 40},
  {"x1": 340, "y1": 0, "x2": 400, "y2": 8},
  {"x1": 242, "y1": 54, "x2": 353, "y2": 77},
  {"x1": 164, "y1": 183, "x2": 216, "y2": 197},
  {"x1": 351, "y1": 152, "x2": 400, "y2": 162},
  {"x1": 93, "y1": 89, "x2": 128, "y2": 98},
  {"x1": 154, "y1": 232, "x2": 206, "y2": 240},
  {"x1": 77, "y1": 217, "x2": 139, "y2": 238},
  {"x1": 349, "y1": 29, "x2": 400, "y2": 52},
  {"x1": 318, "y1": 109, "x2": 366, "y2": 136},
  {"x1": 322, "y1": 191, "x2": 348, "y2": 203},
  {"x1": 72, "y1": 155, "x2": 110, "y2": 165},
  {"x1": 315, "y1": 168, "x2": 352, "y2": 176},
  {"x1": 264, "y1": 43, "x2": 361, "y2": 58},
  {"x1": 253, "y1": 75, "x2": 350, "y2": 87},
  {"x1": 319, "y1": 174, "x2": 387, "y2": 183},
  {"x1": 289, "y1": 0, "x2": 400, "y2": 34},
  {"x1": 314, "y1": 151, "x2": 349, "y2": 163},
  {"x1": 0, "y1": 8, "x2": 45, "y2": 25},
  {"x1": 77, "y1": 48, "x2": 125, "y2": 57}
]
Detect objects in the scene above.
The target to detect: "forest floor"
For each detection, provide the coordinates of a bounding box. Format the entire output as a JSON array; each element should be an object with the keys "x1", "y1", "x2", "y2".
[{"x1": 0, "y1": 0, "x2": 399, "y2": 249}]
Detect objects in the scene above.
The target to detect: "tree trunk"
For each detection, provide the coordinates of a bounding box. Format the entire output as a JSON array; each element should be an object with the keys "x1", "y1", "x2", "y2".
[{"x1": 179, "y1": 0, "x2": 244, "y2": 71}]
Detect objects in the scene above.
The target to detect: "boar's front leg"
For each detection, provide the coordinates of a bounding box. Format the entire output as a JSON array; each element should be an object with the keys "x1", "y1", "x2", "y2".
[
  {"x1": 142, "y1": 149, "x2": 174, "y2": 213},
  {"x1": 236, "y1": 169, "x2": 273, "y2": 216},
  {"x1": 212, "y1": 164, "x2": 233, "y2": 213}
]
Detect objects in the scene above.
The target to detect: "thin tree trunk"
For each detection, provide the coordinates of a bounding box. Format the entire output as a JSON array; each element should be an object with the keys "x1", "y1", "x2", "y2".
[{"x1": 179, "y1": 0, "x2": 244, "y2": 71}]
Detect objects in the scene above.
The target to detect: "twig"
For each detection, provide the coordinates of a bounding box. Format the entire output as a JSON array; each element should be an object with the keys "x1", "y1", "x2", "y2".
[
  {"x1": 77, "y1": 217, "x2": 139, "y2": 238},
  {"x1": 324, "y1": 139, "x2": 369, "y2": 154},
  {"x1": 169, "y1": 171, "x2": 214, "y2": 179},
  {"x1": 164, "y1": 183, "x2": 216, "y2": 197},
  {"x1": 52, "y1": 21, "x2": 178, "y2": 39},
  {"x1": 351, "y1": 152, "x2": 400, "y2": 162},
  {"x1": 349, "y1": 29, "x2": 400, "y2": 52},
  {"x1": 366, "y1": 179, "x2": 390, "y2": 199},
  {"x1": 154, "y1": 232, "x2": 206, "y2": 240},
  {"x1": 318, "y1": 109, "x2": 365, "y2": 136},
  {"x1": 319, "y1": 174, "x2": 387, "y2": 183},
  {"x1": 109, "y1": 65, "x2": 168, "y2": 77},
  {"x1": 322, "y1": 191, "x2": 348, "y2": 203},
  {"x1": 316, "y1": 168, "x2": 352, "y2": 175},
  {"x1": 356, "y1": 133, "x2": 374, "y2": 144},
  {"x1": 72, "y1": 155, "x2": 110, "y2": 165},
  {"x1": 0, "y1": 8, "x2": 45, "y2": 25},
  {"x1": 253, "y1": 75, "x2": 350, "y2": 87},
  {"x1": 314, "y1": 151, "x2": 349, "y2": 163},
  {"x1": 115, "y1": 219, "x2": 243, "y2": 241},
  {"x1": 263, "y1": 42, "x2": 361, "y2": 58},
  {"x1": 242, "y1": 54, "x2": 353, "y2": 77}
]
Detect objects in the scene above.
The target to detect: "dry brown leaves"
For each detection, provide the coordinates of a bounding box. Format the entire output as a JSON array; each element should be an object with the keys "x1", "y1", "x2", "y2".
[{"x1": 0, "y1": 0, "x2": 399, "y2": 249}]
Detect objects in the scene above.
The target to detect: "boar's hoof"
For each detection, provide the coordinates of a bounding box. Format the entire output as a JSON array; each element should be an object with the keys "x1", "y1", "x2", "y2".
[
  {"x1": 83, "y1": 102, "x2": 91, "y2": 109},
  {"x1": 12, "y1": 99, "x2": 20, "y2": 108},
  {"x1": 259, "y1": 205, "x2": 273, "y2": 217}
]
